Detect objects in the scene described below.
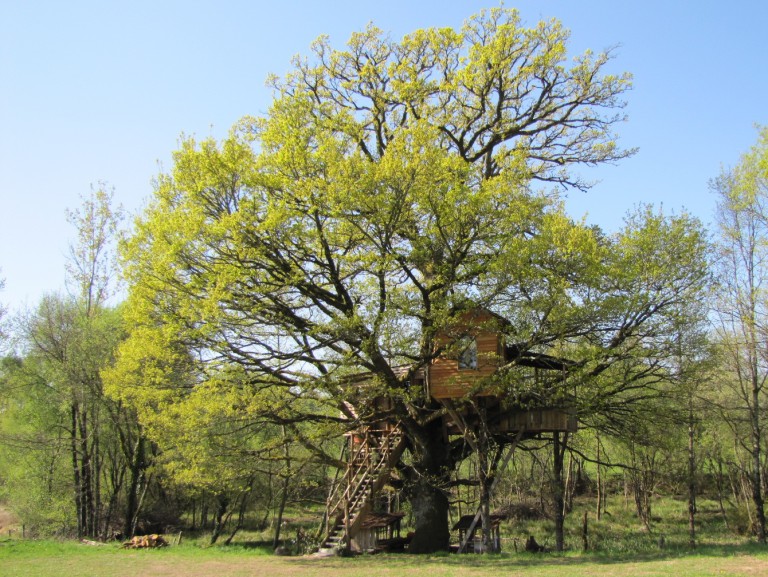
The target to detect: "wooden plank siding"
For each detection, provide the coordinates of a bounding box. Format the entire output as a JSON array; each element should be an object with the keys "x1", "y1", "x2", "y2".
[
  {"x1": 496, "y1": 409, "x2": 577, "y2": 433},
  {"x1": 428, "y1": 311, "x2": 503, "y2": 399}
]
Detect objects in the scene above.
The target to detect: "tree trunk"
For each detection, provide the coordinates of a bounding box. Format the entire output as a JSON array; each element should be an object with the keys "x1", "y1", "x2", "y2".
[
  {"x1": 124, "y1": 436, "x2": 146, "y2": 537},
  {"x1": 751, "y1": 386, "x2": 766, "y2": 543},
  {"x1": 552, "y1": 431, "x2": 567, "y2": 552},
  {"x1": 225, "y1": 485, "x2": 252, "y2": 546},
  {"x1": 209, "y1": 494, "x2": 229, "y2": 545},
  {"x1": 70, "y1": 402, "x2": 84, "y2": 539},
  {"x1": 102, "y1": 462, "x2": 125, "y2": 540},
  {"x1": 479, "y1": 457, "x2": 492, "y2": 553},
  {"x1": 687, "y1": 401, "x2": 697, "y2": 548},
  {"x1": 409, "y1": 478, "x2": 450, "y2": 553},
  {"x1": 130, "y1": 474, "x2": 151, "y2": 538},
  {"x1": 596, "y1": 434, "x2": 603, "y2": 521},
  {"x1": 272, "y1": 476, "x2": 290, "y2": 549},
  {"x1": 92, "y1": 415, "x2": 101, "y2": 539},
  {"x1": 406, "y1": 419, "x2": 451, "y2": 554},
  {"x1": 201, "y1": 501, "x2": 209, "y2": 530},
  {"x1": 475, "y1": 407, "x2": 493, "y2": 553},
  {"x1": 78, "y1": 404, "x2": 94, "y2": 537},
  {"x1": 273, "y1": 425, "x2": 292, "y2": 550},
  {"x1": 714, "y1": 459, "x2": 731, "y2": 531}
]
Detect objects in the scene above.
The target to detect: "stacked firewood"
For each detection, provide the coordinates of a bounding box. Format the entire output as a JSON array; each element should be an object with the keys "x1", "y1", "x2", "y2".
[{"x1": 122, "y1": 534, "x2": 169, "y2": 549}]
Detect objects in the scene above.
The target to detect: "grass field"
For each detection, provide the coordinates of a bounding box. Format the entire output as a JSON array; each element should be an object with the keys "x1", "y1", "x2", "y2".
[
  {"x1": 2, "y1": 539, "x2": 768, "y2": 577},
  {"x1": 3, "y1": 496, "x2": 768, "y2": 577}
]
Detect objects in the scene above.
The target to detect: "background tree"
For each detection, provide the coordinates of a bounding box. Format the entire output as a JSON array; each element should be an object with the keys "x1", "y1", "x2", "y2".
[
  {"x1": 534, "y1": 208, "x2": 710, "y2": 548},
  {"x1": 673, "y1": 315, "x2": 715, "y2": 548},
  {"x1": 0, "y1": 272, "x2": 7, "y2": 343},
  {"x1": 658, "y1": 326, "x2": 716, "y2": 548},
  {"x1": 65, "y1": 183, "x2": 123, "y2": 314},
  {"x1": 17, "y1": 296, "x2": 126, "y2": 537},
  {"x1": 3, "y1": 184, "x2": 140, "y2": 539},
  {"x1": 0, "y1": 354, "x2": 74, "y2": 535},
  {"x1": 104, "y1": 342, "x2": 330, "y2": 546},
  {"x1": 711, "y1": 127, "x2": 768, "y2": 543}
]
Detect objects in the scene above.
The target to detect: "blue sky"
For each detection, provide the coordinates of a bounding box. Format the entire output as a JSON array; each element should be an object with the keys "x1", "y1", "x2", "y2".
[{"x1": 1, "y1": 1, "x2": 766, "y2": 315}]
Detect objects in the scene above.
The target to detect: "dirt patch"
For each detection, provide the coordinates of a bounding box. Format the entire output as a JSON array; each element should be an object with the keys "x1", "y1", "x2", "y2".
[
  {"x1": 734, "y1": 558, "x2": 768, "y2": 575},
  {"x1": 0, "y1": 505, "x2": 20, "y2": 533}
]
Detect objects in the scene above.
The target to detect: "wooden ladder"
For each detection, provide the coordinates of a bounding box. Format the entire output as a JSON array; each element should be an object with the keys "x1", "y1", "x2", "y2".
[{"x1": 320, "y1": 427, "x2": 406, "y2": 551}]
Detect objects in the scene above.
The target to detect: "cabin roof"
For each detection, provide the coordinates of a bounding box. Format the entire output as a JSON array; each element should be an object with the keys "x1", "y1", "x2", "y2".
[
  {"x1": 452, "y1": 513, "x2": 507, "y2": 531},
  {"x1": 358, "y1": 511, "x2": 405, "y2": 529},
  {"x1": 504, "y1": 344, "x2": 576, "y2": 371}
]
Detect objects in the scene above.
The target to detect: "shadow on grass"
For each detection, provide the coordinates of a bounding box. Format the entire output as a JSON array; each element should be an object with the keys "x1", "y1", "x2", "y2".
[
  {"x1": 223, "y1": 540, "x2": 273, "y2": 551},
  {"x1": 288, "y1": 542, "x2": 768, "y2": 569}
]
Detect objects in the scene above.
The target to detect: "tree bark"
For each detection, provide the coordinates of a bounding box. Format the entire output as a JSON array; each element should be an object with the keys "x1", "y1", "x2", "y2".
[
  {"x1": 78, "y1": 404, "x2": 94, "y2": 537},
  {"x1": 92, "y1": 402, "x2": 102, "y2": 538},
  {"x1": 272, "y1": 477, "x2": 290, "y2": 549},
  {"x1": 225, "y1": 485, "x2": 252, "y2": 546},
  {"x1": 552, "y1": 431, "x2": 568, "y2": 552},
  {"x1": 124, "y1": 436, "x2": 146, "y2": 537},
  {"x1": 408, "y1": 478, "x2": 450, "y2": 553},
  {"x1": 750, "y1": 390, "x2": 766, "y2": 543},
  {"x1": 687, "y1": 400, "x2": 697, "y2": 548},
  {"x1": 475, "y1": 406, "x2": 493, "y2": 553},
  {"x1": 596, "y1": 434, "x2": 603, "y2": 521},
  {"x1": 406, "y1": 418, "x2": 451, "y2": 554},
  {"x1": 479, "y1": 454, "x2": 492, "y2": 553},
  {"x1": 209, "y1": 494, "x2": 229, "y2": 545},
  {"x1": 70, "y1": 402, "x2": 84, "y2": 539}
]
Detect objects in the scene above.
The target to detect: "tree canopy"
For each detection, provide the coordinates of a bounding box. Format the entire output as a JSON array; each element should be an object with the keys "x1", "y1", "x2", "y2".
[
  {"x1": 0, "y1": 273, "x2": 7, "y2": 343},
  {"x1": 114, "y1": 8, "x2": 707, "y2": 552}
]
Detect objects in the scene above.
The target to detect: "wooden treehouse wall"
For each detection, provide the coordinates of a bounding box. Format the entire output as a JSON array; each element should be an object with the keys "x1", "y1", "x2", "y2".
[
  {"x1": 425, "y1": 309, "x2": 577, "y2": 435},
  {"x1": 495, "y1": 408, "x2": 577, "y2": 434},
  {"x1": 429, "y1": 310, "x2": 503, "y2": 400}
]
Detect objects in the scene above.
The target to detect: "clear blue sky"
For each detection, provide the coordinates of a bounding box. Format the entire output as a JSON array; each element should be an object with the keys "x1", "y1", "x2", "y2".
[{"x1": 1, "y1": 1, "x2": 766, "y2": 316}]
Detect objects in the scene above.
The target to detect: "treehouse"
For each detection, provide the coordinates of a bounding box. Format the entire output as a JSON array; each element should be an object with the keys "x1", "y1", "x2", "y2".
[
  {"x1": 319, "y1": 308, "x2": 577, "y2": 554},
  {"x1": 428, "y1": 308, "x2": 577, "y2": 437}
]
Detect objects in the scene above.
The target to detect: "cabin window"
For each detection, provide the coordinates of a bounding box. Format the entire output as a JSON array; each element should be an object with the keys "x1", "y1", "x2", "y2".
[{"x1": 458, "y1": 337, "x2": 478, "y2": 370}]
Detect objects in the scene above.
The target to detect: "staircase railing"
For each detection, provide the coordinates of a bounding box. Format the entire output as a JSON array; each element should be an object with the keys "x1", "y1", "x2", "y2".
[{"x1": 322, "y1": 425, "x2": 406, "y2": 549}]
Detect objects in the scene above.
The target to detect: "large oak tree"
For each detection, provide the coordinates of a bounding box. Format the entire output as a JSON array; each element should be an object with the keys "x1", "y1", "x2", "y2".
[{"x1": 116, "y1": 9, "x2": 707, "y2": 552}]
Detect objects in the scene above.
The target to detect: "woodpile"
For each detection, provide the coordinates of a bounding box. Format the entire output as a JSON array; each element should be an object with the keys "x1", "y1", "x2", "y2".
[
  {"x1": 122, "y1": 534, "x2": 169, "y2": 549},
  {"x1": 80, "y1": 539, "x2": 105, "y2": 546}
]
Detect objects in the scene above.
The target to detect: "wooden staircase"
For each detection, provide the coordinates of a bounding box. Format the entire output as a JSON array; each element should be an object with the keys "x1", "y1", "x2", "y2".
[{"x1": 320, "y1": 427, "x2": 407, "y2": 552}]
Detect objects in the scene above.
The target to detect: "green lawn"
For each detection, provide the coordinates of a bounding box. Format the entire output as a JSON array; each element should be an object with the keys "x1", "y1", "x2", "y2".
[
  {"x1": 2, "y1": 539, "x2": 768, "y2": 577},
  {"x1": 3, "y1": 496, "x2": 767, "y2": 577}
]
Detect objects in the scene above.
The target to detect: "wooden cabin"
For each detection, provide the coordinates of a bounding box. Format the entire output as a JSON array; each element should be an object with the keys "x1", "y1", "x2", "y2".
[
  {"x1": 429, "y1": 309, "x2": 505, "y2": 400},
  {"x1": 427, "y1": 308, "x2": 577, "y2": 436}
]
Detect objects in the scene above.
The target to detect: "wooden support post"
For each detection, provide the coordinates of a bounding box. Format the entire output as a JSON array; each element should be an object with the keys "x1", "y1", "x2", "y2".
[
  {"x1": 457, "y1": 427, "x2": 526, "y2": 553},
  {"x1": 344, "y1": 500, "x2": 351, "y2": 552}
]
